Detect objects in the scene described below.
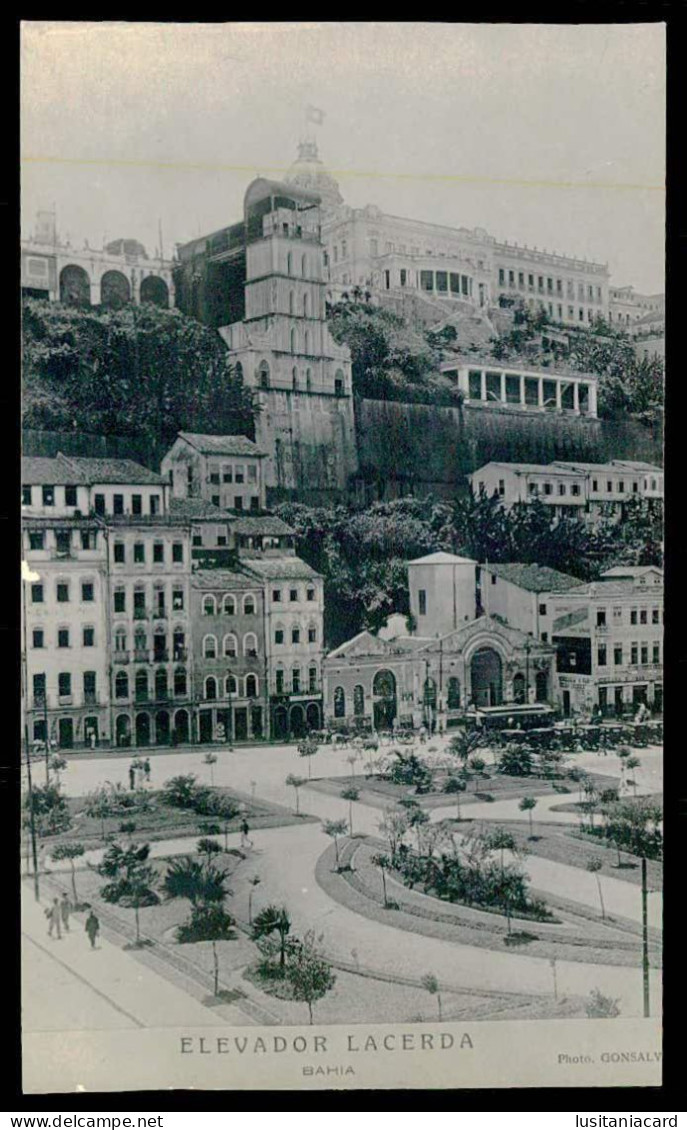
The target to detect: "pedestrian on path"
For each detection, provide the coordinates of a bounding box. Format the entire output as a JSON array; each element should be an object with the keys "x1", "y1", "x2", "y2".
[
  {"x1": 144, "y1": 758, "x2": 151, "y2": 785},
  {"x1": 60, "y1": 892, "x2": 71, "y2": 933},
  {"x1": 46, "y1": 897, "x2": 62, "y2": 940},
  {"x1": 128, "y1": 765, "x2": 136, "y2": 791},
  {"x1": 85, "y1": 910, "x2": 100, "y2": 949},
  {"x1": 240, "y1": 818, "x2": 253, "y2": 850}
]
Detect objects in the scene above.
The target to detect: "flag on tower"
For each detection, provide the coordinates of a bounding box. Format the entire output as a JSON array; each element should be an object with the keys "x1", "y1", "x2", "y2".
[{"x1": 306, "y1": 105, "x2": 325, "y2": 125}]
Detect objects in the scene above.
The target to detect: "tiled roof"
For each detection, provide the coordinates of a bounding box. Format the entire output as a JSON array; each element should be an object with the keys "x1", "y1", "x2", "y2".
[
  {"x1": 191, "y1": 569, "x2": 258, "y2": 591},
  {"x1": 169, "y1": 498, "x2": 230, "y2": 521},
  {"x1": 230, "y1": 516, "x2": 295, "y2": 536},
  {"x1": 244, "y1": 557, "x2": 321, "y2": 581},
  {"x1": 601, "y1": 565, "x2": 663, "y2": 579},
  {"x1": 471, "y1": 462, "x2": 587, "y2": 476},
  {"x1": 178, "y1": 433, "x2": 265, "y2": 457},
  {"x1": 408, "y1": 552, "x2": 476, "y2": 566},
  {"x1": 484, "y1": 562, "x2": 587, "y2": 593},
  {"x1": 58, "y1": 455, "x2": 164, "y2": 485},
  {"x1": 21, "y1": 455, "x2": 73, "y2": 484}
]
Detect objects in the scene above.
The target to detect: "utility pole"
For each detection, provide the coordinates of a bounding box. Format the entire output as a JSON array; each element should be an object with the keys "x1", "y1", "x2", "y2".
[
  {"x1": 21, "y1": 569, "x2": 40, "y2": 901},
  {"x1": 641, "y1": 856, "x2": 650, "y2": 1017}
]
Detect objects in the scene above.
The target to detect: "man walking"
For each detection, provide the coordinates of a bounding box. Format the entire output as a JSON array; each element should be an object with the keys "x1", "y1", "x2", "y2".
[
  {"x1": 128, "y1": 764, "x2": 136, "y2": 791},
  {"x1": 60, "y1": 892, "x2": 71, "y2": 933},
  {"x1": 46, "y1": 897, "x2": 62, "y2": 940},
  {"x1": 85, "y1": 910, "x2": 100, "y2": 950},
  {"x1": 240, "y1": 817, "x2": 253, "y2": 851},
  {"x1": 143, "y1": 758, "x2": 151, "y2": 785}
]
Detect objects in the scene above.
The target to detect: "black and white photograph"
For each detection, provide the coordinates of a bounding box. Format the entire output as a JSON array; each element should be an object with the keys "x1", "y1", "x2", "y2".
[{"x1": 20, "y1": 21, "x2": 664, "y2": 1093}]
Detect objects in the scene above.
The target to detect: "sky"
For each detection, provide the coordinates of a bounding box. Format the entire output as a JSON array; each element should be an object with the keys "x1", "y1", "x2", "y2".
[{"x1": 21, "y1": 22, "x2": 666, "y2": 292}]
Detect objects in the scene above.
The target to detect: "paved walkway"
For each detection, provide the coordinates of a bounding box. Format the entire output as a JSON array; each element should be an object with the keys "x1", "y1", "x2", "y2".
[{"x1": 22, "y1": 885, "x2": 248, "y2": 1032}]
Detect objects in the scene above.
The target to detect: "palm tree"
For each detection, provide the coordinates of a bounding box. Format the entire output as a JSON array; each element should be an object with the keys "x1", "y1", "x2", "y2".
[
  {"x1": 421, "y1": 973, "x2": 443, "y2": 1021},
  {"x1": 518, "y1": 796, "x2": 537, "y2": 838},
  {"x1": 484, "y1": 829, "x2": 517, "y2": 879},
  {"x1": 370, "y1": 852, "x2": 390, "y2": 908},
  {"x1": 203, "y1": 752, "x2": 218, "y2": 787},
  {"x1": 340, "y1": 786, "x2": 360, "y2": 834},
  {"x1": 251, "y1": 904, "x2": 292, "y2": 970},
  {"x1": 626, "y1": 756, "x2": 641, "y2": 796},
  {"x1": 168, "y1": 857, "x2": 236, "y2": 996}
]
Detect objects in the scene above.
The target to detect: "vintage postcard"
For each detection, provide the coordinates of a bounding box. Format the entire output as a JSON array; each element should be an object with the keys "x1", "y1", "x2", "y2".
[{"x1": 20, "y1": 21, "x2": 664, "y2": 1093}]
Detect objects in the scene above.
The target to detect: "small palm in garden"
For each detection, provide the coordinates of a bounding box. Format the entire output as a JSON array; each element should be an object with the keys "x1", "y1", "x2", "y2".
[
  {"x1": 323, "y1": 818, "x2": 348, "y2": 870},
  {"x1": 251, "y1": 904, "x2": 292, "y2": 971},
  {"x1": 421, "y1": 973, "x2": 443, "y2": 1021},
  {"x1": 340, "y1": 785, "x2": 360, "y2": 834},
  {"x1": 586, "y1": 859, "x2": 606, "y2": 919},
  {"x1": 518, "y1": 796, "x2": 538, "y2": 838},
  {"x1": 285, "y1": 773, "x2": 307, "y2": 815},
  {"x1": 50, "y1": 842, "x2": 85, "y2": 905}
]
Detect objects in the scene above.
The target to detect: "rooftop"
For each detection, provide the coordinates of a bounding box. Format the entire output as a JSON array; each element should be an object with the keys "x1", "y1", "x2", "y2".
[
  {"x1": 444, "y1": 354, "x2": 600, "y2": 383},
  {"x1": 408, "y1": 551, "x2": 476, "y2": 567},
  {"x1": 483, "y1": 562, "x2": 587, "y2": 594},
  {"x1": 601, "y1": 565, "x2": 664, "y2": 579},
  {"x1": 59, "y1": 455, "x2": 164, "y2": 486},
  {"x1": 21, "y1": 456, "x2": 72, "y2": 485},
  {"x1": 244, "y1": 557, "x2": 321, "y2": 581},
  {"x1": 177, "y1": 433, "x2": 265, "y2": 458},
  {"x1": 169, "y1": 498, "x2": 231, "y2": 521},
  {"x1": 471, "y1": 462, "x2": 587, "y2": 477},
  {"x1": 230, "y1": 515, "x2": 295, "y2": 537},
  {"x1": 191, "y1": 569, "x2": 259, "y2": 591}
]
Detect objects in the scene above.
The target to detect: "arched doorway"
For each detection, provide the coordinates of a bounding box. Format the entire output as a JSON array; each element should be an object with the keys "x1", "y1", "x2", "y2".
[
  {"x1": 372, "y1": 669, "x2": 397, "y2": 730},
  {"x1": 140, "y1": 275, "x2": 169, "y2": 307},
  {"x1": 115, "y1": 714, "x2": 131, "y2": 747},
  {"x1": 306, "y1": 702, "x2": 321, "y2": 731},
  {"x1": 273, "y1": 706, "x2": 288, "y2": 741},
  {"x1": 100, "y1": 270, "x2": 131, "y2": 310},
  {"x1": 535, "y1": 670, "x2": 548, "y2": 703},
  {"x1": 290, "y1": 704, "x2": 306, "y2": 739},
  {"x1": 58, "y1": 717, "x2": 74, "y2": 749},
  {"x1": 156, "y1": 710, "x2": 170, "y2": 745},
  {"x1": 135, "y1": 712, "x2": 151, "y2": 747},
  {"x1": 174, "y1": 709, "x2": 189, "y2": 744},
  {"x1": 513, "y1": 673, "x2": 526, "y2": 704},
  {"x1": 470, "y1": 648, "x2": 503, "y2": 708},
  {"x1": 59, "y1": 265, "x2": 90, "y2": 307}
]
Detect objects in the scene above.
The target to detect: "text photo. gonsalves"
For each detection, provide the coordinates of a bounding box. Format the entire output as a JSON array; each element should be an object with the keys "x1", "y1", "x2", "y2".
[{"x1": 20, "y1": 21, "x2": 664, "y2": 1093}]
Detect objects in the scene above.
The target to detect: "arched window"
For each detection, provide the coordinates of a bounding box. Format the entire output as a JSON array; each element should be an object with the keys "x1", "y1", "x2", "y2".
[
  {"x1": 309, "y1": 664, "x2": 318, "y2": 693},
  {"x1": 287, "y1": 252, "x2": 293, "y2": 276},
  {"x1": 304, "y1": 330, "x2": 310, "y2": 354},
  {"x1": 244, "y1": 632, "x2": 258, "y2": 657},
  {"x1": 245, "y1": 673, "x2": 258, "y2": 698},
  {"x1": 223, "y1": 594, "x2": 236, "y2": 616},
  {"x1": 307, "y1": 621, "x2": 317, "y2": 644},
  {"x1": 258, "y1": 360, "x2": 270, "y2": 389},
  {"x1": 203, "y1": 595, "x2": 216, "y2": 616},
  {"x1": 243, "y1": 594, "x2": 255, "y2": 615},
  {"x1": 301, "y1": 253, "x2": 307, "y2": 278},
  {"x1": 114, "y1": 627, "x2": 127, "y2": 652},
  {"x1": 353, "y1": 684, "x2": 365, "y2": 716},
  {"x1": 223, "y1": 633, "x2": 238, "y2": 658},
  {"x1": 225, "y1": 674, "x2": 237, "y2": 696},
  {"x1": 292, "y1": 366, "x2": 298, "y2": 390},
  {"x1": 115, "y1": 671, "x2": 129, "y2": 699},
  {"x1": 135, "y1": 669, "x2": 148, "y2": 701},
  {"x1": 275, "y1": 665, "x2": 285, "y2": 694},
  {"x1": 205, "y1": 676, "x2": 217, "y2": 701},
  {"x1": 155, "y1": 668, "x2": 168, "y2": 700},
  {"x1": 334, "y1": 686, "x2": 346, "y2": 718},
  {"x1": 289, "y1": 290, "x2": 295, "y2": 315},
  {"x1": 306, "y1": 367, "x2": 312, "y2": 391},
  {"x1": 203, "y1": 634, "x2": 217, "y2": 659},
  {"x1": 174, "y1": 667, "x2": 187, "y2": 696},
  {"x1": 292, "y1": 665, "x2": 301, "y2": 694},
  {"x1": 134, "y1": 628, "x2": 146, "y2": 655},
  {"x1": 447, "y1": 677, "x2": 461, "y2": 709},
  {"x1": 290, "y1": 328, "x2": 297, "y2": 354},
  {"x1": 303, "y1": 292, "x2": 309, "y2": 317}
]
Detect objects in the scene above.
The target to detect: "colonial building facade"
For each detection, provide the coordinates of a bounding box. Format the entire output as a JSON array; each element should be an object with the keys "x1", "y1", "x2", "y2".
[{"x1": 161, "y1": 433, "x2": 267, "y2": 513}]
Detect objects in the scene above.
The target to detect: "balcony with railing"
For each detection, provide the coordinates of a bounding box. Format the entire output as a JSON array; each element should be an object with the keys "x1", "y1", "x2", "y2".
[
  {"x1": 134, "y1": 648, "x2": 150, "y2": 662},
  {"x1": 173, "y1": 647, "x2": 188, "y2": 662},
  {"x1": 153, "y1": 649, "x2": 169, "y2": 663},
  {"x1": 114, "y1": 651, "x2": 130, "y2": 664},
  {"x1": 133, "y1": 607, "x2": 149, "y2": 621}
]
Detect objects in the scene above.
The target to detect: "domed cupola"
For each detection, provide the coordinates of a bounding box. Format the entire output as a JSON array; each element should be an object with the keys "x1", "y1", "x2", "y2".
[{"x1": 285, "y1": 139, "x2": 344, "y2": 213}]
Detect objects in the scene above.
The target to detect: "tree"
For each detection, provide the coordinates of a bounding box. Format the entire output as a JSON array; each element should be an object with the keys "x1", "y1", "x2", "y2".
[
  {"x1": 484, "y1": 829, "x2": 517, "y2": 879},
  {"x1": 323, "y1": 818, "x2": 349, "y2": 870},
  {"x1": 586, "y1": 859, "x2": 606, "y2": 919},
  {"x1": 398, "y1": 798, "x2": 430, "y2": 852},
  {"x1": 49, "y1": 755, "x2": 67, "y2": 786},
  {"x1": 24, "y1": 782, "x2": 71, "y2": 838},
  {"x1": 443, "y1": 775, "x2": 467, "y2": 820},
  {"x1": 247, "y1": 875, "x2": 261, "y2": 926},
  {"x1": 163, "y1": 856, "x2": 232, "y2": 906},
  {"x1": 378, "y1": 808, "x2": 409, "y2": 858},
  {"x1": 468, "y1": 755, "x2": 487, "y2": 791},
  {"x1": 287, "y1": 930, "x2": 336, "y2": 1025},
  {"x1": 197, "y1": 838, "x2": 223, "y2": 867},
  {"x1": 161, "y1": 775, "x2": 199, "y2": 809},
  {"x1": 203, "y1": 753, "x2": 218, "y2": 787},
  {"x1": 51, "y1": 842, "x2": 85, "y2": 904},
  {"x1": 297, "y1": 736, "x2": 320, "y2": 779},
  {"x1": 497, "y1": 744, "x2": 535, "y2": 778},
  {"x1": 22, "y1": 300, "x2": 256, "y2": 466},
  {"x1": 448, "y1": 729, "x2": 484, "y2": 764},
  {"x1": 96, "y1": 842, "x2": 159, "y2": 946},
  {"x1": 251, "y1": 905, "x2": 292, "y2": 970},
  {"x1": 518, "y1": 796, "x2": 538, "y2": 838},
  {"x1": 370, "y1": 852, "x2": 391, "y2": 908},
  {"x1": 626, "y1": 757, "x2": 641, "y2": 797},
  {"x1": 586, "y1": 988, "x2": 621, "y2": 1018},
  {"x1": 285, "y1": 774, "x2": 307, "y2": 815},
  {"x1": 214, "y1": 797, "x2": 240, "y2": 850},
  {"x1": 340, "y1": 786, "x2": 360, "y2": 834},
  {"x1": 421, "y1": 973, "x2": 443, "y2": 1021},
  {"x1": 170, "y1": 859, "x2": 236, "y2": 996},
  {"x1": 83, "y1": 785, "x2": 117, "y2": 839}
]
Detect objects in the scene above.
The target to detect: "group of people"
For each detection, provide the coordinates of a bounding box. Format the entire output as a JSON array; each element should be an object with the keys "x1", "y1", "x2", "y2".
[
  {"x1": 45, "y1": 895, "x2": 100, "y2": 949},
  {"x1": 128, "y1": 758, "x2": 151, "y2": 790}
]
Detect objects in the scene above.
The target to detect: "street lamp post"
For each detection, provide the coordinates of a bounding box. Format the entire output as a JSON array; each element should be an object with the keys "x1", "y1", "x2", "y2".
[
  {"x1": 21, "y1": 563, "x2": 41, "y2": 901},
  {"x1": 641, "y1": 856, "x2": 650, "y2": 1017}
]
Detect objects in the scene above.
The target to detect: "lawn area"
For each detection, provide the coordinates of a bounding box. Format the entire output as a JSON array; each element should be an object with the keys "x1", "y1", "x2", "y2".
[
  {"x1": 309, "y1": 769, "x2": 620, "y2": 809},
  {"x1": 44, "y1": 785, "x2": 316, "y2": 848}
]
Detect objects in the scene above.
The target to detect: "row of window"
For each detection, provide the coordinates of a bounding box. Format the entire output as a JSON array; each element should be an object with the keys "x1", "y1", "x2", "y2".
[
  {"x1": 113, "y1": 584, "x2": 186, "y2": 616},
  {"x1": 273, "y1": 586, "x2": 317, "y2": 604},
  {"x1": 205, "y1": 463, "x2": 258, "y2": 485},
  {"x1": 32, "y1": 625, "x2": 96, "y2": 649},
  {"x1": 210, "y1": 494, "x2": 260, "y2": 511},
  {"x1": 596, "y1": 608, "x2": 662, "y2": 627},
  {"x1": 22, "y1": 486, "x2": 163, "y2": 516},
  {"x1": 204, "y1": 674, "x2": 260, "y2": 700},
  {"x1": 26, "y1": 529, "x2": 98, "y2": 552},
  {"x1": 285, "y1": 251, "x2": 312, "y2": 278},
  {"x1": 113, "y1": 541, "x2": 184, "y2": 565},
  {"x1": 256, "y1": 359, "x2": 346, "y2": 396},
  {"x1": 274, "y1": 624, "x2": 318, "y2": 645},
  {"x1": 332, "y1": 678, "x2": 463, "y2": 717},
  {"x1": 202, "y1": 594, "x2": 257, "y2": 616},
  {"x1": 114, "y1": 668, "x2": 187, "y2": 699},
  {"x1": 30, "y1": 580, "x2": 95, "y2": 604},
  {"x1": 202, "y1": 633, "x2": 259, "y2": 659},
  {"x1": 596, "y1": 643, "x2": 662, "y2": 668},
  {"x1": 275, "y1": 665, "x2": 318, "y2": 695},
  {"x1": 497, "y1": 269, "x2": 603, "y2": 304},
  {"x1": 32, "y1": 671, "x2": 97, "y2": 701},
  {"x1": 114, "y1": 627, "x2": 186, "y2": 659}
]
